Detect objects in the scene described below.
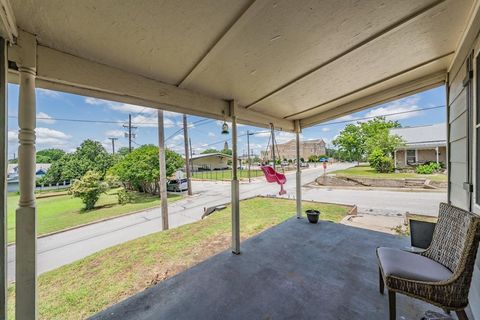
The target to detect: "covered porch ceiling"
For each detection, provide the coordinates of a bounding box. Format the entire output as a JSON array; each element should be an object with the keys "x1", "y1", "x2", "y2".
[{"x1": 3, "y1": 0, "x2": 477, "y2": 131}]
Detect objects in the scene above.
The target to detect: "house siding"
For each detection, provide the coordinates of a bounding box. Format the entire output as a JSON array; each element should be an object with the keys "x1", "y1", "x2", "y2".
[
  {"x1": 191, "y1": 155, "x2": 229, "y2": 171},
  {"x1": 447, "y1": 17, "x2": 480, "y2": 318}
]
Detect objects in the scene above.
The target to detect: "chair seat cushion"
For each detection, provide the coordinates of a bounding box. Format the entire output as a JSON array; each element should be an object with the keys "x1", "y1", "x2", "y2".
[{"x1": 377, "y1": 247, "x2": 452, "y2": 282}]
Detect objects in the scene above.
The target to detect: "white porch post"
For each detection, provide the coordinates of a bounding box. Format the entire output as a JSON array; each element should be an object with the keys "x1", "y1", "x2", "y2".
[
  {"x1": 295, "y1": 120, "x2": 302, "y2": 219},
  {"x1": 435, "y1": 146, "x2": 439, "y2": 164},
  {"x1": 230, "y1": 101, "x2": 240, "y2": 254},
  {"x1": 0, "y1": 37, "x2": 7, "y2": 320},
  {"x1": 15, "y1": 31, "x2": 37, "y2": 320},
  {"x1": 158, "y1": 110, "x2": 169, "y2": 230},
  {"x1": 404, "y1": 148, "x2": 407, "y2": 166},
  {"x1": 394, "y1": 150, "x2": 397, "y2": 169}
]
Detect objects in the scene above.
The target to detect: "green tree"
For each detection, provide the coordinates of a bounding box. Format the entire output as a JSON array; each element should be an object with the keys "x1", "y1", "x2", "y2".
[
  {"x1": 109, "y1": 145, "x2": 184, "y2": 194},
  {"x1": 36, "y1": 148, "x2": 65, "y2": 163},
  {"x1": 41, "y1": 140, "x2": 114, "y2": 184},
  {"x1": 222, "y1": 149, "x2": 233, "y2": 156},
  {"x1": 308, "y1": 155, "x2": 318, "y2": 162},
  {"x1": 69, "y1": 171, "x2": 108, "y2": 210},
  {"x1": 333, "y1": 124, "x2": 365, "y2": 163},
  {"x1": 333, "y1": 117, "x2": 404, "y2": 163},
  {"x1": 116, "y1": 147, "x2": 130, "y2": 157},
  {"x1": 201, "y1": 148, "x2": 219, "y2": 154},
  {"x1": 360, "y1": 117, "x2": 403, "y2": 156}
]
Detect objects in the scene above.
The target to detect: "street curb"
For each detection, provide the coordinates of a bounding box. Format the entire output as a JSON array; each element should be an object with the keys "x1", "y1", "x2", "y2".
[{"x1": 7, "y1": 194, "x2": 189, "y2": 247}]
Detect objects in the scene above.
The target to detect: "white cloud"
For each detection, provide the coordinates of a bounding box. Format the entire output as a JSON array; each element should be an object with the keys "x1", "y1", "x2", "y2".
[
  {"x1": 208, "y1": 132, "x2": 216, "y2": 137},
  {"x1": 110, "y1": 104, "x2": 149, "y2": 114},
  {"x1": 130, "y1": 114, "x2": 175, "y2": 128},
  {"x1": 274, "y1": 131, "x2": 296, "y2": 144},
  {"x1": 254, "y1": 131, "x2": 271, "y2": 138},
  {"x1": 84, "y1": 97, "x2": 107, "y2": 106},
  {"x1": 8, "y1": 130, "x2": 16, "y2": 142},
  {"x1": 364, "y1": 97, "x2": 421, "y2": 121},
  {"x1": 176, "y1": 121, "x2": 194, "y2": 128},
  {"x1": 321, "y1": 127, "x2": 330, "y2": 132},
  {"x1": 166, "y1": 143, "x2": 184, "y2": 153},
  {"x1": 335, "y1": 114, "x2": 357, "y2": 122},
  {"x1": 105, "y1": 130, "x2": 124, "y2": 138},
  {"x1": 172, "y1": 134, "x2": 184, "y2": 142},
  {"x1": 36, "y1": 127, "x2": 71, "y2": 146},
  {"x1": 165, "y1": 111, "x2": 180, "y2": 118},
  {"x1": 84, "y1": 97, "x2": 183, "y2": 121},
  {"x1": 37, "y1": 112, "x2": 55, "y2": 124},
  {"x1": 37, "y1": 88, "x2": 60, "y2": 97},
  {"x1": 85, "y1": 97, "x2": 147, "y2": 114}
]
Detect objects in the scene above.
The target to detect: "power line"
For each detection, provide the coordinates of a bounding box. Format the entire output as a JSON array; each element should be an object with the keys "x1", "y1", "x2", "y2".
[{"x1": 309, "y1": 105, "x2": 445, "y2": 127}]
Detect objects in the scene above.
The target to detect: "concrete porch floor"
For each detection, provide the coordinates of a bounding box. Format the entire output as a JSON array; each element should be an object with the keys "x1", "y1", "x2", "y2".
[{"x1": 91, "y1": 218, "x2": 441, "y2": 320}]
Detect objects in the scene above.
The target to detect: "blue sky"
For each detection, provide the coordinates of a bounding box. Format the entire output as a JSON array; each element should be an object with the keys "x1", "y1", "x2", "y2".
[{"x1": 7, "y1": 85, "x2": 446, "y2": 160}]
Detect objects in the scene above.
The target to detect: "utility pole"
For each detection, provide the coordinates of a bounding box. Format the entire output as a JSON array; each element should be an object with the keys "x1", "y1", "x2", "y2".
[
  {"x1": 158, "y1": 110, "x2": 169, "y2": 230},
  {"x1": 270, "y1": 124, "x2": 276, "y2": 170},
  {"x1": 108, "y1": 137, "x2": 118, "y2": 155},
  {"x1": 183, "y1": 114, "x2": 192, "y2": 195},
  {"x1": 123, "y1": 114, "x2": 137, "y2": 153},
  {"x1": 247, "y1": 130, "x2": 253, "y2": 183},
  {"x1": 189, "y1": 137, "x2": 194, "y2": 173}
]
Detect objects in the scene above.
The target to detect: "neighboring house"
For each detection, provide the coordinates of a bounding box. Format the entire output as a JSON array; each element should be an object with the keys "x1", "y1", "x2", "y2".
[
  {"x1": 7, "y1": 163, "x2": 51, "y2": 181},
  {"x1": 262, "y1": 139, "x2": 326, "y2": 160},
  {"x1": 190, "y1": 153, "x2": 233, "y2": 171},
  {"x1": 7, "y1": 163, "x2": 52, "y2": 192},
  {"x1": 390, "y1": 123, "x2": 446, "y2": 168}
]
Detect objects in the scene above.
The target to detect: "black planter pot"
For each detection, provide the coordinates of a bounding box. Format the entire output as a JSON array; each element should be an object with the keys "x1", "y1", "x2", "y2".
[{"x1": 306, "y1": 209, "x2": 320, "y2": 224}]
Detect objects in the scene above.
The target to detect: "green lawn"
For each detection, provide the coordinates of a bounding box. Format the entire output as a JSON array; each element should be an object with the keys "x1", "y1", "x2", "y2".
[
  {"x1": 7, "y1": 189, "x2": 182, "y2": 243},
  {"x1": 7, "y1": 197, "x2": 350, "y2": 319},
  {"x1": 332, "y1": 165, "x2": 447, "y2": 182},
  {"x1": 192, "y1": 169, "x2": 263, "y2": 180}
]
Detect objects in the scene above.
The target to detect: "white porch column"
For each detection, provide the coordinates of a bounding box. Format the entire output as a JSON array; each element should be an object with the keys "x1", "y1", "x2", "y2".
[
  {"x1": 435, "y1": 146, "x2": 439, "y2": 164},
  {"x1": 394, "y1": 150, "x2": 397, "y2": 169},
  {"x1": 0, "y1": 37, "x2": 7, "y2": 320},
  {"x1": 295, "y1": 120, "x2": 302, "y2": 219},
  {"x1": 230, "y1": 101, "x2": 240, "y2": 254},
  {"x1": 15, "y1": 31, "x2": 37, "y2": 320},
  {"x1": 158, "y1": 110, "x2": 169, "y2": 230}
]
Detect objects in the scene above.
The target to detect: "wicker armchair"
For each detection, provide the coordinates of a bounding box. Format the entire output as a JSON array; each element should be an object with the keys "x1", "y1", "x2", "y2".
[{"x1": 377, "y1": 202, "x2": 480, "y2": 320}]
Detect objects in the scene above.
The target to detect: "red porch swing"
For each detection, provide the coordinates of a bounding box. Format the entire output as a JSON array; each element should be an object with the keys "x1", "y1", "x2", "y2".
[{"x1": 260, "y1": 124, "x2": 287, "y2": 195}]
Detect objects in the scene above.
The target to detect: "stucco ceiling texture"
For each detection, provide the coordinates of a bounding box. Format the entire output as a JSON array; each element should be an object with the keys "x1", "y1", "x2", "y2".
[{"x1": 11, "y1": 0, "x2": 475, "y2": 123}]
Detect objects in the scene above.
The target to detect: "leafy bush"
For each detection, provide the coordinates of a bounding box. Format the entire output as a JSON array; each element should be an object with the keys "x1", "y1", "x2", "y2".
[
  {"x1": 105, "y1": 173, "x2": 122, "y2": 188},
  {"x1": 117, "y1": 188, "x2": 133, "y2": 205},
  {"x1": 368, "y1": 148, "x2": 393, "y2": 173},
  {"x1": 375, "y1": 156, "x2": 394, "y2": 173},
  {"x1": 368, "y1": 148, "x2": 384, "y2": 169},
  {"x1": 69, "y1": 171, "x2": 108, "y2": 210},
  {"x1": 416, "y1": 162, "x2": 442, "y2": 174}
]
